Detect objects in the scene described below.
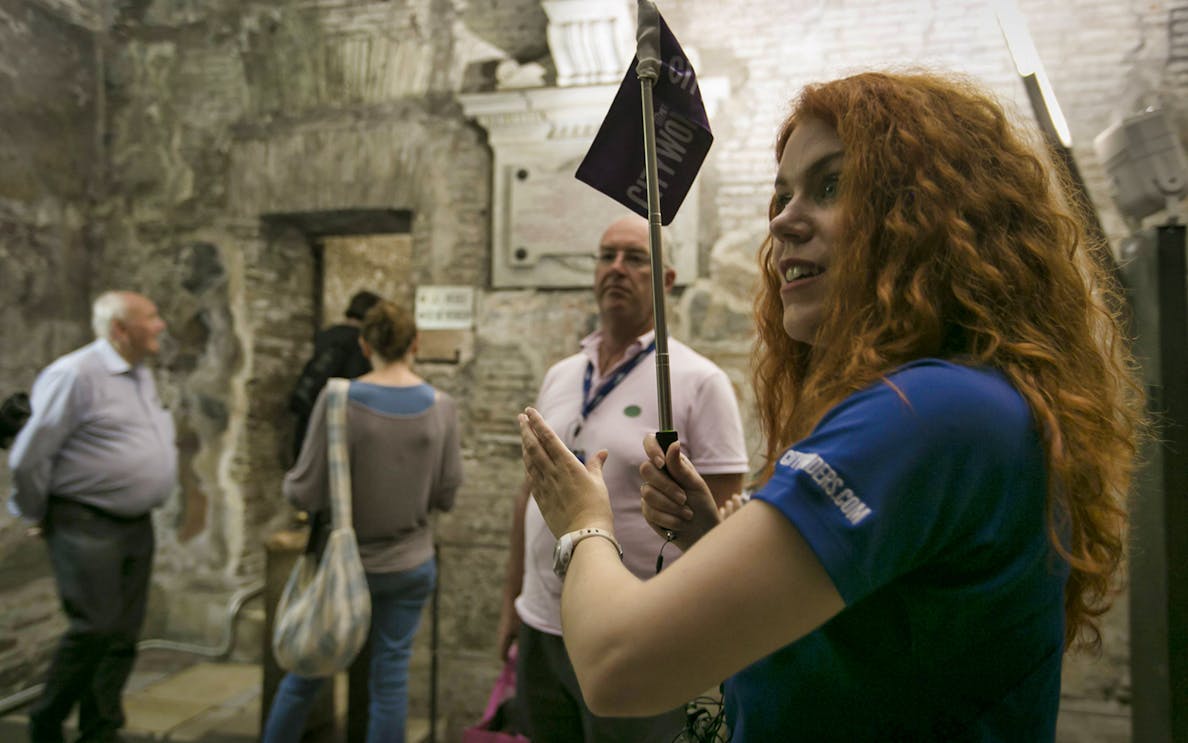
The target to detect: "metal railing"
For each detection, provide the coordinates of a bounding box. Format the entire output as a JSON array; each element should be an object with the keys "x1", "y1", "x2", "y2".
[{"x1": 0, "y1": 582, "x2": 264, "y2": 717}]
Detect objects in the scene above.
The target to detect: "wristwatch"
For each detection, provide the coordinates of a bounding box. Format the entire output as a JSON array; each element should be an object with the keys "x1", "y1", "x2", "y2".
[{"x1": 552, "y1": 527, "x2": 623, "y2": 577}]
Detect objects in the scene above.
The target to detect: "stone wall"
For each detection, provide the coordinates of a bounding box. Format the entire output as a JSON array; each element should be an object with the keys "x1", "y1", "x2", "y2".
[
  {"x1": 0, "y1": 0, "x2": 99, "y2": 695},
  {"x1": 0, "y1": 0, "x2": 98, "y2": 405},
  {"x1": 0, "y1": 0, "x2": 1184, "y2": 738},
  {"x1": 322, "y1": 234, "x2": 417, "y2": 320}
]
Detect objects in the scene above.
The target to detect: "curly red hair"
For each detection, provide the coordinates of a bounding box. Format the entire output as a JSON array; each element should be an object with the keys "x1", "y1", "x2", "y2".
[{"x1": 751, "y1": 71, "x2": 1144, "y2": 652}]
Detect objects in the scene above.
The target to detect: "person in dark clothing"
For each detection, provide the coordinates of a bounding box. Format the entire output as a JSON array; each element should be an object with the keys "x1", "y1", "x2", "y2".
[
  {"x1": 289, "y1": 290, "x2": 382, "y2": 459},
  {"x1": 0, "y1": 391, "x2": 31, "y2": 449}
]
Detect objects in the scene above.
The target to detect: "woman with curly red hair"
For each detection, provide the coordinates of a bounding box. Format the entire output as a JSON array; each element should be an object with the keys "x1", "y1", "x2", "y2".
[{"x1": 519, "y1": 71, "x2": 1144, "y2": 740}]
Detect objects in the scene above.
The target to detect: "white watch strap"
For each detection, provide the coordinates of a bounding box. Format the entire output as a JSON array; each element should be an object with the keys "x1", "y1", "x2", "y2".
[{"x1": 569, "y1": 527, "x2": 623, "y2": 558}]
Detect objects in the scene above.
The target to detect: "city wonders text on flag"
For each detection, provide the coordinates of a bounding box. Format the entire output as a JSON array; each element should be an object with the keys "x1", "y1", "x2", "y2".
[{"x1": 575, "y1": 14, "x2": 712, "y2": 226}]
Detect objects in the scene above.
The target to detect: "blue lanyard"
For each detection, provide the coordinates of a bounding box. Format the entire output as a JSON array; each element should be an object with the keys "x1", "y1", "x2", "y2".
[{"x1": 580, "y1": 340, "x2": 656, "y2": 426}]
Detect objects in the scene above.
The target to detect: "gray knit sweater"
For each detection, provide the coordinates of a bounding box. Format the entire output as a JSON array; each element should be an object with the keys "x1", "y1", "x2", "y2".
[{"x1": 284, "y1": 384, "x2": 462, "y2": 573}]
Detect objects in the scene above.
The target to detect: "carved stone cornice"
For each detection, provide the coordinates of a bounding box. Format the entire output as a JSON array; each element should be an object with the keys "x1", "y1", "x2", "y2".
[
  {"x1": 459, "y1": 85, "x2": 617, "y2": 145},
  {"x1": 542, "y1": 0, "x2": 634, "y2": 88}
]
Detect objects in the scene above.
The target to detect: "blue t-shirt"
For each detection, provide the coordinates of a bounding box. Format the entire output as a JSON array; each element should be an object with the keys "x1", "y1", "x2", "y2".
[{"x1": 726, "y1": 360, "x2": 1066, "y2": 741}]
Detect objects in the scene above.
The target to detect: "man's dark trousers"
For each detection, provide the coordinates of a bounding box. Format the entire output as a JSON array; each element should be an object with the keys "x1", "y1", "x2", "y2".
[
  {"x1": 28, "y1": 499, "x2": 154, "y2": 743},
  {"x1": 516, "y1": 623, "x2": 686, "y2": 742}
]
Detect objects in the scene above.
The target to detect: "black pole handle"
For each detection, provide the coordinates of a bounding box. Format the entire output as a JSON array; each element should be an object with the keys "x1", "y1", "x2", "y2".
[
  {"x1": 654, "y1": 428, "x2": 681, "y2": 567},
  {"x1": 655, "y1": 429, "x2": 679, "y2": 466}
]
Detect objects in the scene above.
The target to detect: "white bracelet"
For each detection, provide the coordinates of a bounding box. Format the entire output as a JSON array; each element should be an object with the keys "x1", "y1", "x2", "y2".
[
  {"x1": 572, "y1": 527, "x2": 623, "y2": 556},
  {"x1": 553, "y1": 527, "x2": 623, "y2": 577}
]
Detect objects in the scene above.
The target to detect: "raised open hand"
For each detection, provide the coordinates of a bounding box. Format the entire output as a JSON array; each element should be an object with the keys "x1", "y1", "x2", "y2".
[{"x1": 518, "y1": 407, "x2": 614, "y2": 538}]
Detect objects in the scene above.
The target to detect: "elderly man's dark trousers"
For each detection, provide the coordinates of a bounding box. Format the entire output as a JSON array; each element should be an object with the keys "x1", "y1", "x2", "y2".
[{"x1": 28, "y1": 499, "x2": 154, "y2": 743}]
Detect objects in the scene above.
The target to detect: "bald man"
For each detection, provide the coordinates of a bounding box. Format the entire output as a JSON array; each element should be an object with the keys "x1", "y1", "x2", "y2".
[
  {"x1": 497, "y1": 216, "x2": 749, "y2": 742},
  {"x1": 10, "y1": 290, "x2": 177, "y2": 743}
]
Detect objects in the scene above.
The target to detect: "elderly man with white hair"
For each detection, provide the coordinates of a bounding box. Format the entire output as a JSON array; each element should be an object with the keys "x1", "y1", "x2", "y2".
[{"x1": 9, "y1": 290, "x2": 176, "y2": 743}]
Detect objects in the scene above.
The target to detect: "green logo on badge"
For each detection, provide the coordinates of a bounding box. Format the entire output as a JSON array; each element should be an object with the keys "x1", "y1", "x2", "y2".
[{"x1": 623, "y1": 405, "x2": 642, "y2": 418}]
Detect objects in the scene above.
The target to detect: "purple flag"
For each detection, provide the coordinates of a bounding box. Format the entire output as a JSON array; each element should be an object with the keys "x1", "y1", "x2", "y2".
[{"x1": 575, "y1": 14, "x2": 712, "y2": 226}]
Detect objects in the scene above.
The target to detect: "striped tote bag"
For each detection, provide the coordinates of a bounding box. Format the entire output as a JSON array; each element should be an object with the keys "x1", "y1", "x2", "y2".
[{"x1": 273, "y1": 378, "x2": 372, "y2": 677}]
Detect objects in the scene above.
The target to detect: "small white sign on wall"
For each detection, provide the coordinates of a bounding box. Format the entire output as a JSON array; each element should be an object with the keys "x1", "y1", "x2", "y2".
[{"x1": 415, "y1": 286, "x2": 475, "y2": 330}]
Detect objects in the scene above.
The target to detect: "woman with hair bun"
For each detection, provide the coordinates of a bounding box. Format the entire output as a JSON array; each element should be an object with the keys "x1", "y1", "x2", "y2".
[
  {"x1": 519, "y1": 71, "x2": 1144, "y2": 740},
  {"x1": 265, "y1": 300, "x2": 463, "y2": 743}
]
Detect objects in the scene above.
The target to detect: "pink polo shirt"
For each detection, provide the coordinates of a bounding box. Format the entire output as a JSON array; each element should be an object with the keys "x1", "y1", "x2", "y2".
[{"x1": 516, "y1": 330, "x2": 749, "y2": 635}]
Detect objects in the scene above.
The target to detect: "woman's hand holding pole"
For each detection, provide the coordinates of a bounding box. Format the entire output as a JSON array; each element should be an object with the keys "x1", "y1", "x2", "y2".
[{"x1": 639, "y1": 434, "x2": 722, "y2": 552}]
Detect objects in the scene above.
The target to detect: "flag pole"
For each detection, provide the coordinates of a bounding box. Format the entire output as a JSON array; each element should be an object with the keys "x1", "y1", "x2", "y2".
[{"x1": 635, "y1": 1, "x2": 678, "y2": 459}]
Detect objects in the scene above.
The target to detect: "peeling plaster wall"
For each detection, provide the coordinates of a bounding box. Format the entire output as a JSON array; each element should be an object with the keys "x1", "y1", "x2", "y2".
[
  {"x1": 0, "y1": 0, "x2": 1185, "y2": 737},
  {"x1": 0, "y1": 0, "x2": 98, "y2": 387},
  {"x1": 0, "y1": 0, "x2": 99, "y2": 693}
]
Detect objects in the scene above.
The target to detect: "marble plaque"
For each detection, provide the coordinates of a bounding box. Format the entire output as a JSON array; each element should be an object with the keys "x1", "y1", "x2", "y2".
[{"x1": 495, "y1": 144, "x2": 700, "y2": 288}]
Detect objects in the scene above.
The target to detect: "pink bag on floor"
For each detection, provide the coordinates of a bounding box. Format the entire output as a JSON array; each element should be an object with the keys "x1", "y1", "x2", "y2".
[{"x1": 462, "y1": 649, "x2": 530, "y2": 743}]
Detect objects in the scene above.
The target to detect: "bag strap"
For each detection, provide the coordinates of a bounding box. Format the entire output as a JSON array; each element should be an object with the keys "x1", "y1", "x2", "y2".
[{"x1": 325, "y1": 378, "x2": 353, "y2": 530}]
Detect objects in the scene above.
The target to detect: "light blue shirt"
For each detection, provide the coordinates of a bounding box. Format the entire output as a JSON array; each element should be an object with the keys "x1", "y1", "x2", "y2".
[{"x1": 8, "y1": 339, "x2": 177, "y2": 521}]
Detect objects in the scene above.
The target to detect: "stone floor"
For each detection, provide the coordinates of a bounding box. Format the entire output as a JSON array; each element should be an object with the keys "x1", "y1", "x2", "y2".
[
  {"x1": 0, "y1": 649, "x2": 1135, "y2": 742},
  {"x1": 0, "y1": 650, "x2": 436, "y2": 742}
]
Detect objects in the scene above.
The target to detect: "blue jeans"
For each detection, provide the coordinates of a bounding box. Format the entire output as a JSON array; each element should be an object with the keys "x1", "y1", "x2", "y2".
[{"x1": 262, "y1": 558, "x2": 436, "y2": 743}]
